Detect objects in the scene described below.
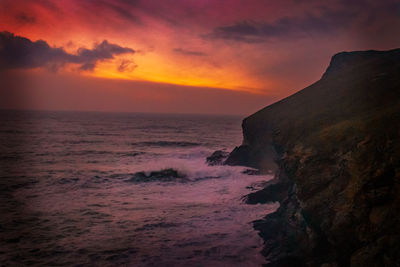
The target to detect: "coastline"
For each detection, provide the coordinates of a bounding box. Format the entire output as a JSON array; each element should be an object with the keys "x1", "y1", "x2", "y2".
[{"x1": 226, "y1": 48, "x2": 400, "y2": 266}]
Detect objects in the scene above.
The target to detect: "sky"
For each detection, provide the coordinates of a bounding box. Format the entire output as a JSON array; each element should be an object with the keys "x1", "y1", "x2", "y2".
[{"x1": 1, "y1": 0, "x2": 399, "y2": 115}]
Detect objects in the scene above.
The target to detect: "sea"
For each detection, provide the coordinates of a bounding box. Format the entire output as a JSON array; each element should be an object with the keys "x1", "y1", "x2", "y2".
[{"x1": 0, "y1": 110, "x2": 278, "y2": 266}]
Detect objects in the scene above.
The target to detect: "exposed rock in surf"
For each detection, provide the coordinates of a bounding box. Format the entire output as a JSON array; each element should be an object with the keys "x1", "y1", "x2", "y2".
[
  {"x1": 241, "y1": 168, "x2": 260, "y2": 175},
  {"x1": 225, "y1": 145, "x2": 279, "y2": 173},
  {"x1": 126, "y1": 168, "x2": 188, "y2": 183},
  {"x1": 206, "y1": 150, "x2": 229, "y2": 166}
]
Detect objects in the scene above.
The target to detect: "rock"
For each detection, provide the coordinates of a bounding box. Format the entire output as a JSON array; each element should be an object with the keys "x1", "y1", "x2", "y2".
[
  {"x1": 227, "y1": 48, "x2": 400, "y2": 266},
  {"x1": 241, "y1": 168, "x2": 260, "y2": 175},
  {"x1": 244, "y1": 178, "x2": 289, "y2": 204},
  {"x1": 206, "y1": 150, "x2": 229, "y2": 166},
  {"x1": 126, "y1": 168, "x2": 187, "y2": 183}
]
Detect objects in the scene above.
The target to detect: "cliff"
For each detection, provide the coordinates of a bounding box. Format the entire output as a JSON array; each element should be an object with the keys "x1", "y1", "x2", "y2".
[{"x1": 226, "y1": 48, "x2": 400, "y2": 266}]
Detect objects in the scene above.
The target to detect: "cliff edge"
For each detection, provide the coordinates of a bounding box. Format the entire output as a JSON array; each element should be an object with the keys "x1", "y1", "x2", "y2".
[{"x1": 226, "y1": 48, "x2": 400, "y2": 266}]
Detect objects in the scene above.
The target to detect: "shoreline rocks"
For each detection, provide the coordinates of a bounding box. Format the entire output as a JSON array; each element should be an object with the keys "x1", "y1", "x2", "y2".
[
  {"x1": 206, "y1": 150, "x2": 229, "y2": 166},
  {"x1": 226, "y1": 48, "x2": 400, "y2": 266}
]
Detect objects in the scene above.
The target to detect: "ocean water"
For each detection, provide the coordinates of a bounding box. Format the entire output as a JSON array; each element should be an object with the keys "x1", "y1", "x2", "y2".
[{"x1": 0, "y1": 110, "x2": 277, "y2": 266}]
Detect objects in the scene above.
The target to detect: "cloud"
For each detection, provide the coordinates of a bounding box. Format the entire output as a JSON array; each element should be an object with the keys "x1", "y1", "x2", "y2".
[
  {"x1": 205, "y1": 8, "x2": 355, "y2": 43},
  {"x1": 204, "y1": 0, "x2": 400, "y2": 43},
  {"x1": 117, "y1": 59, "x2": 137, "y2": 72},
  {"x1": 0, "y1": 31, "x2": 135, "y2": 71},
  {"x1": 173, "y1": 48, "x2": 206, "y2": 56},
  {"x1": 75, "y1": 40, "x2": 135, "y2": 71},
  {"x1": 15, "y1": 13, "x2": 37, "y2": 24},
  {"x1": 82, "y1": 0, "x2": 142, "y2": 24}
]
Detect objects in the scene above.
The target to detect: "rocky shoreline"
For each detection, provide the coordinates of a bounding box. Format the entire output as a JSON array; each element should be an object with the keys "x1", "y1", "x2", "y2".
[{"x1": 226, "y1": 49, "x2": 400, "y2": 266}]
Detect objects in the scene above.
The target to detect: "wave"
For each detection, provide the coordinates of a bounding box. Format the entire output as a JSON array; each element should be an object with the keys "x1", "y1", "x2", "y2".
[
  {"x1": 134, "y1": 222, "x2": 178, "y2": 232},
  {"x1": 132, "y1": 141, "x2": 201, "y2": 147},
  {"x1": 61, "y1": 140, "x2": 104, "y2": 145},
  {"x1": 118, "y1": 151, "x2": 145, "y2": 157},
  {"x1": 122, "y1": 153, "x2": 269, "y2": 184},
  {"x1": 33, "y1": 150, "x2": 145, "y2": 157}
]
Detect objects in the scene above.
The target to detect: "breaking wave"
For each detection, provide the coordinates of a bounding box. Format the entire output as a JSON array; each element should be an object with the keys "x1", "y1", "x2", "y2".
[
  {"x1": 133, "y1": 141, "x2": 202, "y2": 147},
  {"x1": 1, "y1": 111, "x2": 276, "y2": 266}
]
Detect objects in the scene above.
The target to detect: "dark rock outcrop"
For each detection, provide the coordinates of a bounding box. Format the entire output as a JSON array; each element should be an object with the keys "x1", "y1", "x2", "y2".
[
  {"x1": 126, "y1": 168, "x2": 187, "y2": 183},
  {"x1": 228, "y1": 48, "x2": 400, "y2": 266},
  {"x1": 206, "y1": 150, "x2": 229, "y2": 166}
]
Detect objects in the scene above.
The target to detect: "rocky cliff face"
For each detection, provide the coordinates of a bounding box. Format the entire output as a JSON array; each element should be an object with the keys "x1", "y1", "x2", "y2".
[{"x1": 226, "y1": 49, "x2": 400, "y2": 266}]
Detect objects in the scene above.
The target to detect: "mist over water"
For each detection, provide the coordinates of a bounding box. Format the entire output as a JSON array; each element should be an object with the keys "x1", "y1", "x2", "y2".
[{"x1": 0, "y1": 111, "x2": 277, "y2": 266}]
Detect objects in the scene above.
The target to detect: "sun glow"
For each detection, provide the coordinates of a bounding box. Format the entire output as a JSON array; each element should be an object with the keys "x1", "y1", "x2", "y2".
[{"x1": 89, "y1": 55, "x2": 263, "y2": 93}]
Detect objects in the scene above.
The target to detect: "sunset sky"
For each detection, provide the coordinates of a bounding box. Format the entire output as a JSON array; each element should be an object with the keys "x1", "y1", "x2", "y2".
[{"x1": 1, "y1": 0, "x2": 399, "y2": 115}]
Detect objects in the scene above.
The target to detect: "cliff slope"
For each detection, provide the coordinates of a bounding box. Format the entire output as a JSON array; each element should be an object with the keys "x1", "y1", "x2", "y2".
[{"x1": 226, "y1": 48, "x2": 400, "y2": 266}]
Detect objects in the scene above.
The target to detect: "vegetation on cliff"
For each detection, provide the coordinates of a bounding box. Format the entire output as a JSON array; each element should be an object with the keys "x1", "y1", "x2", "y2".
[{"x1": 227, "y1": 49, "x2": 400, "y2": 266}]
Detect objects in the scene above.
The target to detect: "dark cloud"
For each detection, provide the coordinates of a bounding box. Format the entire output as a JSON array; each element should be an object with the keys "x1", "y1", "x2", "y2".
[
  {"x1": 205, "y1": 0, "x2": 399, "y2": 43},
  {"x1": 173, "y1": 48, "x2": 206, "y2": 56},
  {"x1": 0, "y1": 32, "x2": 135, "y2": 71},
  {"x1": 205, "y1": 10, "x2": 355, "y2": 43},
  {"x1": 79, "y1": 63, "x2": 96, "y2": 71},
  {"x1": 79, "y1": 0, "x2": 142, "y2": 25},
  {"x1": 205, "y1": 21, "x2": 263, "y2": 43},
  {"x1": 76, "y1": 40, "x2": 135, "y2": 71},
  {"x1": 15, "y1": 13, "x2": 37, "y2": 24},
  {"x1": 117, "y1": 59, "x2": 137, "y2": 72},
  {"x1": 0, "y1": 32, "x2": 74, "y2": 69}
]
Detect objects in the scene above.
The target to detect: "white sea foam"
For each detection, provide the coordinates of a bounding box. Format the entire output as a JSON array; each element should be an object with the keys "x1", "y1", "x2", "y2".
[{"x1": 2, "y1": 111, "x2": 277, "y2": 266}]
